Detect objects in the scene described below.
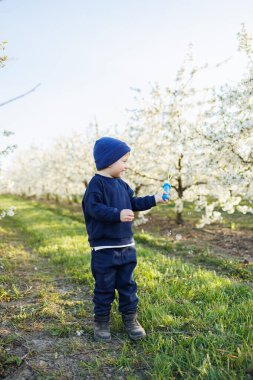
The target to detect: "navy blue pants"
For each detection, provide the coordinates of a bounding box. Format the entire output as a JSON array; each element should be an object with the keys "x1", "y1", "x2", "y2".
[{"x1": 91, "y1": 245, "x2": 139, "y2": 316}]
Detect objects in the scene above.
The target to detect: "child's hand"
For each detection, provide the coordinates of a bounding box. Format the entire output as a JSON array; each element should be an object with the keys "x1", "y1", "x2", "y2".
[
  {"x1": 155, "y1": 193, "x2": 169, "y2": 204},
  {"x1": 120, "y1": 209, "x2": 135, "y2": 222}
]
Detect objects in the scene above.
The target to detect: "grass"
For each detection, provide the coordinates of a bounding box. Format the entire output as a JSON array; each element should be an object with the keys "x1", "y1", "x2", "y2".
[
  {"x1": 133, "y1": 232, "x2": 253, "y2": 283},
  {"x1": 0, "y1": 194, "x2": 253, "y2": 379},
  {"x1": 8, "y1": 194, "x2": 253, "y2": 231}
]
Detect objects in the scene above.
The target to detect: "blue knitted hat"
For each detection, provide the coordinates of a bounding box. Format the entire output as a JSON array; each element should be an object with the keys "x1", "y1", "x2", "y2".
[{"x1": 93, "y1": 137, "x2": 131, "y2": 170}]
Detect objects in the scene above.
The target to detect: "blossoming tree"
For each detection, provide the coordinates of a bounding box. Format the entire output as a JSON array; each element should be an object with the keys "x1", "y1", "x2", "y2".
[
  {"x1": 0, "y1": 41, "x2": 16, "y2": 219},
  {"x1": 193, "y1": 24, "x2": 253, "y2": 227},
  {"x1": 1, "y1": 28, "x2": 253, "y2": 228},
  {"x1": 125, "y1": 51, "x2": 218, "y2": 226}
]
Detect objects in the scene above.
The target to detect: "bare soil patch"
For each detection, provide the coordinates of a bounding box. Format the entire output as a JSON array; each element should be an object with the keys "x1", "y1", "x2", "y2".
[{"x1": 141, "y1": 214, "x2": 253, "y2": 263}]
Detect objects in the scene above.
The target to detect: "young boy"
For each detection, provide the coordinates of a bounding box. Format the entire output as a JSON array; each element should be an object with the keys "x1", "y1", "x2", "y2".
[{"x1": 82, "y1": 136, "x2": 169, "y2": 342}]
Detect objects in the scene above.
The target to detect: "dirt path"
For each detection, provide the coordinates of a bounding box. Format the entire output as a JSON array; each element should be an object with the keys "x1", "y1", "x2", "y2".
[{"x1": 0, "y1": 226, "x2": 123, "y2": 380}]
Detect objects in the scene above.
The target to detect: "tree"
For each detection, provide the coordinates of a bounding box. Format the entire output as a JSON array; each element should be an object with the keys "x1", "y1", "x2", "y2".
[
  {"x1": 126, "y1": 49, "x2": 217, "y2": 225},
  {"x1": 0, "y1": 39, "x2": 41, "y2": 218},
  {"x1": 0, "y1": 41, "x2": 17, "y2": 219},
  {"x1": 2, "y1": 29, "x2": 253, "y2": 228},
  {"x1": 193, "y1": 24, "x2": 253, "y2": 227},
  {"x1": 2, "y1": 131, "x2": 95, "y2": 203}
]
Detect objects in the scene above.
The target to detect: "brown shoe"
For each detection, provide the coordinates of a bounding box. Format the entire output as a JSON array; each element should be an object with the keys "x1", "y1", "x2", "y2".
[{"x1": 122, "y1": 313, "x2": 146, "y2": 340}]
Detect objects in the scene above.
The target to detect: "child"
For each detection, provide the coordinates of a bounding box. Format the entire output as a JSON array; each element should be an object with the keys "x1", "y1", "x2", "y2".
[{"x1": 82, "y1": 136, "x2": 169, "y2": 342}]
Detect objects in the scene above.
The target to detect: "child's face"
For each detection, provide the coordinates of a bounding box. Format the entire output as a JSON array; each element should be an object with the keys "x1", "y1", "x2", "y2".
[{"x1": 109, "y1": 152, "x2": 130, "y2": 178}]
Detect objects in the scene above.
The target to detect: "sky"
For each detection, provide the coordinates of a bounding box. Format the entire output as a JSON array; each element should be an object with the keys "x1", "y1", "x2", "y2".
[{"x1": 1, "y1": 0, "x2": 253, "y2": 169}]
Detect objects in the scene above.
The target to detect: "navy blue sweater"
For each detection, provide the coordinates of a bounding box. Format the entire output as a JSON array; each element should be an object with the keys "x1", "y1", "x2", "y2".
[{"x1": 82, "y1": 173, "x2": 156, "y2": 247}]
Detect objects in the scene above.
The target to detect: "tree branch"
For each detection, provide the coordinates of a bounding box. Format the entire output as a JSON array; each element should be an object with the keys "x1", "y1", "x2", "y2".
[
  {"x1": 230, "y1": 144, "x2": 253, "y2": 164},
  {"x1": 182, "y1": 181, "x2": 208, "y2": 191},
  {"x1": 0, "y1": 83, "x2": 41, "y2": 107},
  {"x1": 127, "y1": 167, "x2": 177, "y2": 190},
  {"x1": 127, "y1": 167, "x2": 162, "y2": 182}
]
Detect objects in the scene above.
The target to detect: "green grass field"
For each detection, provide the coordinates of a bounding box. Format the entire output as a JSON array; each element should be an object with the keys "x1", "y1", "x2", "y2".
[{"x1": 0, "y1": 194, "x2": 253, "y2": 379}]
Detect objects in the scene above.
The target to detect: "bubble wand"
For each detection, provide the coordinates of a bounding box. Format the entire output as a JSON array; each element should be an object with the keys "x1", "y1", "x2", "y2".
[{"x1": 162, "y1": 176, "x2": 172, "y2": 201}]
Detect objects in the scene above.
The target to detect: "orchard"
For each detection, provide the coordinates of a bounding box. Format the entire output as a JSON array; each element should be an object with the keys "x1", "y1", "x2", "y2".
[
  {"x1": 1, "y1": 17, "x2": 253, "y2": 380},
  {"x1": 1, "y1": 26, "x2": 253, "y2": 228}
]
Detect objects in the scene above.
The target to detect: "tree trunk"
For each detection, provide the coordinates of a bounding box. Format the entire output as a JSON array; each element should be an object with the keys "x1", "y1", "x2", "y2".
[
  {"x1": 176, "y1": 155, "x2": 184, "y2": 224},
  {"x1": 176, "y1": 211, "x2": 183, "y2": 224}
]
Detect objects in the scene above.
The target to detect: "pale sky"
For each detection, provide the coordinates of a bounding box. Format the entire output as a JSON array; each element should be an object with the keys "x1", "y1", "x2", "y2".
[{"x1": 1, "y1": 0, "x2": 253, "y2": 169}]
